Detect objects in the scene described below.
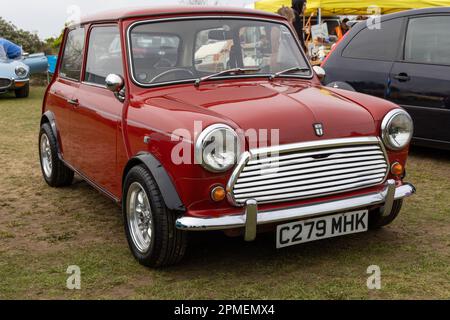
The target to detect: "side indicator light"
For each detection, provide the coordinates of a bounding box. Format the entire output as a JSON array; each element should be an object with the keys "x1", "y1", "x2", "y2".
[
  {"x1": 211, "y1": 186, "x2": 226, "y2": 202},
  {"x1": 391, "y1": 162, "x2": 404, "y2": 176}
]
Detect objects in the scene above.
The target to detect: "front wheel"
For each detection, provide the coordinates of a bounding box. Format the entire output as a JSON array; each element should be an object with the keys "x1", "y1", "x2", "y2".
[
  {"x1": 15, "y1": 83, "x2": 30, "y2": 98},
  {"x1": 123, "y1": 165, "x2": 187, "y2": 267}
]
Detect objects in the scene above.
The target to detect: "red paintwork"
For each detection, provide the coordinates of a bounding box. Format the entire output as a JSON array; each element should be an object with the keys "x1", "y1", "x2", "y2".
[{"x1": 42, "y1": 7, "x2": 411, "y2": 219}]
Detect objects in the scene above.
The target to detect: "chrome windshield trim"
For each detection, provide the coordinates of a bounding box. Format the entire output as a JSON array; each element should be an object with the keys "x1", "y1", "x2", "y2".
[{"x1": 126, "y1": 15, "x2": 313, "y2": 88}]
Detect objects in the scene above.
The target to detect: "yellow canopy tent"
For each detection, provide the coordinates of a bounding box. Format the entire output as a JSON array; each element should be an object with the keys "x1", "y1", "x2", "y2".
[{"x1": 255, "y1": 0, "x2": 450, "y2": 16}]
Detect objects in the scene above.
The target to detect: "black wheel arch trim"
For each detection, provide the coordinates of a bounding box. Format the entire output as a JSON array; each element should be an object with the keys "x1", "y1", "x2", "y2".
[
  {"x1": 124, "y1": 152, "x2": 186, "y2": 212},
  {"x1": 40, "y1": 111, "x2": 63, "y2": 160}
]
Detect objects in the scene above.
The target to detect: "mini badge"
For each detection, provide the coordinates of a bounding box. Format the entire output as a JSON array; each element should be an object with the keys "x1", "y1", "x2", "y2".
[{"x1": 314, "y1": 123, "x2": 324, "y2": 137}]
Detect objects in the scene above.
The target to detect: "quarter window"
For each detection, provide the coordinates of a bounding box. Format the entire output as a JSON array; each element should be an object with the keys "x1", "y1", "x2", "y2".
[
  {"x1": 85, "y1": 26, "x2": 123, "y2": 85},
  {"x1": 405, "y1": 16, "x2": 450, "y2": 65},
  {"x1": 60, "y1": 28, "x2": 85, "y2": 81},
  {"x1": 342, "y1": 19, "x2": 403, "y2": 61}
]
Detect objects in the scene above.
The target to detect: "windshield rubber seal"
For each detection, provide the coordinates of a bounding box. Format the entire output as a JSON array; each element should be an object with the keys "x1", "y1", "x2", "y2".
[{"x1": 126, "y1": 15, "x2": 314, "y2": 88}]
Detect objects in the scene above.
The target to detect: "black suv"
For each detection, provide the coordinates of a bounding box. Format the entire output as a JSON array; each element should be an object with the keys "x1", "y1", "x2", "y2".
[{"x1": 323, "y1": 8, "x2": 450, "y2": 150}]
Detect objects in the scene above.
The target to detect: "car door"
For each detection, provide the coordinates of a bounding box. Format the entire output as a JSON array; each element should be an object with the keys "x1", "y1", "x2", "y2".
[
  {"x1": 48, "y1": 27, "x2": 85, "y2": 163},
  {"x1": 70, "y1": 25, "x2": 125, "y2": 194},
  {"x1": 324, "y1": 18, "x2": 405, "y2": 99},
  {"x1": 388, "y1": 15, "x2": 450, "y2": 146}
]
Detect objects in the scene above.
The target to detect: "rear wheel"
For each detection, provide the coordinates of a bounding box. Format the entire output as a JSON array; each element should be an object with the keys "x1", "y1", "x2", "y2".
[
  {"x1": 15, "y1": 83, "x2": 29, "y2": 98},
  {"x1": 39, "y1": 123, "x2": 74, "y2": 187},
  {"x1": 369, "y1": 199, "x2": 403, "y2": 229},
  {"x1": 123, "y1": 165, "x2": 187, "y2": 267}
]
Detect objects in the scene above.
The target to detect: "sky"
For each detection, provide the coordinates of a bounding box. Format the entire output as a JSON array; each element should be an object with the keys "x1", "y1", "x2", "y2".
[{"x1": 1, "y1": 0, "x2": 255, "y2": 39}]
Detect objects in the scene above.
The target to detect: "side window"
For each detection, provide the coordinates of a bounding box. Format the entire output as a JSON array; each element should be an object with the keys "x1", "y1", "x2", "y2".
[
  {"x1": 342, "y1": 19, "x2": 403, "y2": 61},
  {"x1": 405, "y1": 16, "x2": 450, "y2": 65},
  {"x1": 85, "y1": 26, "x2": 123, "y2": 85},
  {"x1": 60, "y1": 28, "x2": 85, "y2": 81}
]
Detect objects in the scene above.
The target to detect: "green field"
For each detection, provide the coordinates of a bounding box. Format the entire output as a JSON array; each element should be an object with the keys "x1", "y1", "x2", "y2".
[{"x1": 0, "y1": 87, "x2": 449, "y2": 299}]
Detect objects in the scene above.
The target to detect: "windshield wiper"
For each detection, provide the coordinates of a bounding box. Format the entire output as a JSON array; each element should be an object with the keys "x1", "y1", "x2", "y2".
[
  {"x1": 270, "y1": 66, "x2": 311, "y2": 81},
  {"x1": 195, "y1": 67, "x2": 261, "y2": 87}
]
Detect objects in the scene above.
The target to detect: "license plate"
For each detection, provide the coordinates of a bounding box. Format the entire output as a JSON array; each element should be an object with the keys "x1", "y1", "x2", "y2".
[{"x1": 276, "y1": 210, "x2": 369, "y2": 249}]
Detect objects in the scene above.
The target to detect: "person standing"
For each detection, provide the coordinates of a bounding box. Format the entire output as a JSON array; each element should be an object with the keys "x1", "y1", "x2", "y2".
[
  {"x1": 291, "y1": 0, "x2": 307, "y2": 51},
  {"x1": 272, "y1": 6, "x2": 298, "y2": 69},
  {"x1": 341, "y1": 18, "x2": 350, "y2": 35},
  {"x1": 277, "y1": 6, "x2": 296, "y2": 27},
  {"x1": 0, "y1": 38, "x2": 23, "y2": 60}
]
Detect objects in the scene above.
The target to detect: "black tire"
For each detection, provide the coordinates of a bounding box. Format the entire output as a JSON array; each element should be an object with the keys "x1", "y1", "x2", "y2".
[
  {"x1": 369, "y1": 199, "x2": 403, "y2": 229},
  {"x1": 123, "y1": 165, "x2": 187, "y2": 268},
  {"x1": 15, "y1": 83, "x2": 29, "y2": 98},
  {"x1": 39, "y1": 123, "x2": 74, "y2": 187}
]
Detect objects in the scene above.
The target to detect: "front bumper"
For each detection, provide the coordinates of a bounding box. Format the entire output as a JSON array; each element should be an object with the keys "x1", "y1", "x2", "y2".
[{"x1": 176, "y1": 180, "x2": 416, "y2": 241}]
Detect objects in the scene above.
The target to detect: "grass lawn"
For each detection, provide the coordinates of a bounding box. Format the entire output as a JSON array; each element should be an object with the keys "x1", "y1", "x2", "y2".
[{"x1": 0, "y1": 86, "x2": 449, "y2": 299}]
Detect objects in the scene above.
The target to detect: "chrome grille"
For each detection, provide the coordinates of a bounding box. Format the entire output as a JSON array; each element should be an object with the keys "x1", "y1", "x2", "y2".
[
  {"x1": 227, "y1": 137, "x2": 389, "y2": 206},
  {"x1": 0, "y1": 78, "x2": 12, "y2": 89}
]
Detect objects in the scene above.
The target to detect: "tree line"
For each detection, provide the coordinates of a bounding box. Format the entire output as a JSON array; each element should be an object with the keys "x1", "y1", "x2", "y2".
[{"x1": 0, "y1": 17, "x2": 62, "y2": 55}]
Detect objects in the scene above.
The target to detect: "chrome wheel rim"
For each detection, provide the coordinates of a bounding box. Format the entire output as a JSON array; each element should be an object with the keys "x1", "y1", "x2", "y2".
[
  {"x1": 40, "y1": 133, "x2": 52, "y2": 178},
  {"x1": 127, "y1": 182, "x2": 153, "y2": 253}
]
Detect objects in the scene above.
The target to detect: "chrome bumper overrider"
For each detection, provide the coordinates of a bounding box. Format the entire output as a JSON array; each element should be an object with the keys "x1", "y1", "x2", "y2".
[{"x1": 175, "y1": 180, "x2": 416, "y2": 241}]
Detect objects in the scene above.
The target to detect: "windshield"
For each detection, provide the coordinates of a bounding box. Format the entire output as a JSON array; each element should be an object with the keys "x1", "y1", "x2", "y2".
[{"x1": 129, "y1": 18, "x2": 311, "y2": 85}]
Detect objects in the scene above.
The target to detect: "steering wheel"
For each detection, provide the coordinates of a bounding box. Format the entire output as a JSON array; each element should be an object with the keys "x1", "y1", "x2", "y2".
[
  {"x1": 153, "y1": 58, "x2": 174, "y2": 68},
  {"x1": 150, "y1": 69, "x2": 194, "y2": 83}
]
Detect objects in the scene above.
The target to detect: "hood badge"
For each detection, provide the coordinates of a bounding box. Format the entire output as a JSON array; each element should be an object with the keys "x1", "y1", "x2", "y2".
[{"x1": 314, "y1": 123, "x2": 324, "y2": 137}]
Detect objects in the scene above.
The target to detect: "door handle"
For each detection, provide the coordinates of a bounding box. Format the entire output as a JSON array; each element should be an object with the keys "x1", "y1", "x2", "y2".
[
  {"x1": 67, "y1": 98, "x2": 79, "y2": 106},
  {"x1": 394, "y1": 73, "x2": 411, "y2": 82}
]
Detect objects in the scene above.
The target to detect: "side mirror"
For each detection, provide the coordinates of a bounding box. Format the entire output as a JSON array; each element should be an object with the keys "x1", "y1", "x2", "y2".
[
  {"x1": 105, "y1": 74, "x2": 124, "y2": 93},
  {"x1": 105, "y1": 74, "x2": 125, "y2": 102},
  {"x1": 313, "y1": 66, "x2": 326, "y2": 81}
]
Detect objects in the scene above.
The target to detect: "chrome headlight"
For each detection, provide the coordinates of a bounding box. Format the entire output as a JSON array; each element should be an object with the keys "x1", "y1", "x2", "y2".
[
  {"x1": 15, "y1": 66, "x2": 28, "y2": 78},
  {"x1": 381, "y1": 109, "x2": 414, "y2": 150},
  {"x1": 195, "y1": 124, "x2": 240, "y2": 173}
]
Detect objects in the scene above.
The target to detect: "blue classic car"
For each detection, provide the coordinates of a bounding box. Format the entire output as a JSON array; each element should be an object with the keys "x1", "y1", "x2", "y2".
[
  {"x1": 24, "y1": 53, "x2": 49, "y2": 74},
  {"x1": 0, "y1": 47, "x2": 48, "y2": 98},
  {"x1": 0, "y1": 48, "x2": 30, "y2": 98}
]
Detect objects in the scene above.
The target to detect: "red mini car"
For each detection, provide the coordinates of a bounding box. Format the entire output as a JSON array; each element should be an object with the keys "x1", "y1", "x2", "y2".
[{"x1": 39, "y1": 6, "x2": 416, "y2": 267}]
